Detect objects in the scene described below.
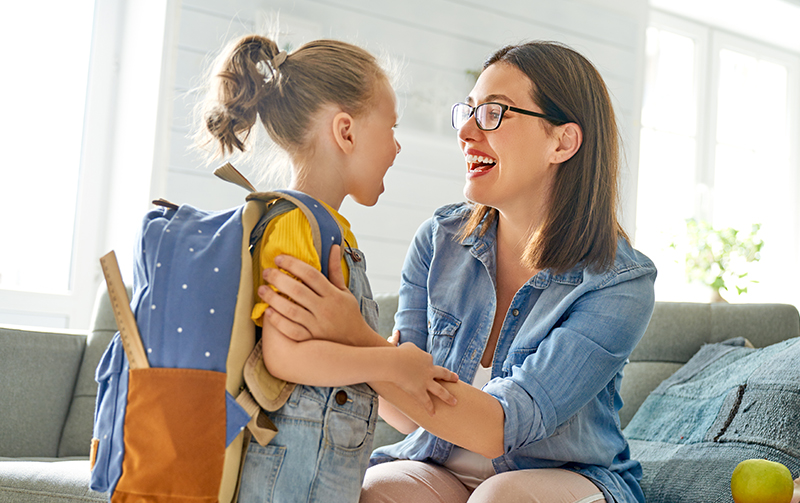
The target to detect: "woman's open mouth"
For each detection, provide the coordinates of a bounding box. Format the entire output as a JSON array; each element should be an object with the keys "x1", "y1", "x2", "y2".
[{"x1": 466, "y1": 154, "x2": 497, "y2": 173}]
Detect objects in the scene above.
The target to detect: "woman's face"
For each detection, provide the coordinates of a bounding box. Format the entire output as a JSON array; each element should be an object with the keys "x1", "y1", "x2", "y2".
[{"x1": 458, "y1": 63, "x2": 560, "y2": 217}]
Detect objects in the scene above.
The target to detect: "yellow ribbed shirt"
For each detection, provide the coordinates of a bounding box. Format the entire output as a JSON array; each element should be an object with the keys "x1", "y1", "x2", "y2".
[{"x1": 251, "y1": 201, "x2": 357, "y2": 326}]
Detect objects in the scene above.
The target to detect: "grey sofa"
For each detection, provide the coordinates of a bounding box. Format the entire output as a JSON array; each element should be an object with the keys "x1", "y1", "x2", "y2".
[{"x1": 2, "y1": 288, "x2": 798, "y2": 502}]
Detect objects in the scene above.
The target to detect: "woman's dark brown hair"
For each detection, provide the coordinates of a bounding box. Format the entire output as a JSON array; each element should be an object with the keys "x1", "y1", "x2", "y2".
[
  {"x1": 198, "y1": 35, "x2": 386, "y2": 159},
  {"x1": 460, "y1": 41, "x2": 628, "y2": 274}
]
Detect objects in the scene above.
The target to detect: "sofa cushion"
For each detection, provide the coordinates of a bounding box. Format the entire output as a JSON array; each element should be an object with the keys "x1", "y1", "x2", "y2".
[
  {"x1": 0, "y1": 328, "x2": 84, "y2": 458},
  {"x1": 0, "y1": 458, "x2": 106, "y2": 502},
  {"x1": 373, "y1": 293, "x2": 398, "y2": 339},
  {"x1": 624, "y1": 336, "x2": 800, "y2": 502}
]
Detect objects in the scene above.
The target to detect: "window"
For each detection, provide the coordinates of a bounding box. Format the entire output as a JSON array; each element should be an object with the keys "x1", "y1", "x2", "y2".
[
  {"x1": 0, "y1": 1, "x2": 98, "y2": 327},
  {"x1": 0, "y1": 1, "x2": 95, "y2": 294},
  {"x1": 635, "y1": 11, "x2": 800, "y2": 308}
]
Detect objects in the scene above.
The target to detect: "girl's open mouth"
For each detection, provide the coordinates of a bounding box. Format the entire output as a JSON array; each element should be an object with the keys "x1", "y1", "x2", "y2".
[{"x1": 466, "y1": 154, "x2": 497, "y2": 173}]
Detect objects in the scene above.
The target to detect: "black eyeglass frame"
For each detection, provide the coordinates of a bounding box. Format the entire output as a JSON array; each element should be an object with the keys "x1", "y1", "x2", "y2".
[{"x1": 451, "y1": 102, "x2": 567, "y2": 131}]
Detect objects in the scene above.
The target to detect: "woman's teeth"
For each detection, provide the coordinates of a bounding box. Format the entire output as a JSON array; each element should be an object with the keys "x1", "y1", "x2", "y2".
[{"x1": 466, "y1": 154, "x2": 497, "y2": 172}]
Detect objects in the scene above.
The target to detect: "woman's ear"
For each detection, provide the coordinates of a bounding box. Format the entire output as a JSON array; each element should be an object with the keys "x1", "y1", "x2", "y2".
[
  {"x1": 332, "y1": 111, "x2": 356, "y2": 154},
  {"x1": 551, "y1": 122, "x2": 583, "y2": 164}
]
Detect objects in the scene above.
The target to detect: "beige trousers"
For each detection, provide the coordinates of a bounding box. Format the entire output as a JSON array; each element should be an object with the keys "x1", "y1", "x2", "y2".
[{"x1": 360, "y1": 460, "x2": 607, "y2": 503}]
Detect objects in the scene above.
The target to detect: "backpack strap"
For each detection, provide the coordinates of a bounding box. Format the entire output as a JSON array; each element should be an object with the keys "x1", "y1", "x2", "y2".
[
  {"x1": 246, "y1": 189, "x2": 343, "y2": 277},
  {"x1": 234, "y1": 387, "x2": 278, "y2": 446},
  {"x1": 213, "y1": 163, "x2": 343, "y2": 275}
]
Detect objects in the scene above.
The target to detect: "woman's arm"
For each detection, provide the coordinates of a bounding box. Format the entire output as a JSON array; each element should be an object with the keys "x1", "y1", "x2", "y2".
[{"x1": 372, "y1": 376, "x2": 505, "y2": 458}]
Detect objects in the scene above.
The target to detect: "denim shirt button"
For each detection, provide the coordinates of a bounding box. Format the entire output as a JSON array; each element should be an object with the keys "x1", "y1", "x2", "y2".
[{"x1": 512, "y1": 309, "x2": 520, "y2": 316}]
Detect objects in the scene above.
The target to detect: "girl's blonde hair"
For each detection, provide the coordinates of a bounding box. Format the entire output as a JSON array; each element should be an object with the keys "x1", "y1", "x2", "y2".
[
  {"x1": 460, "y1": 41, "x2": 628, "y2": 274},
  {"x1": 198, "y1": 35, "x2": 387, "y2": 160}
]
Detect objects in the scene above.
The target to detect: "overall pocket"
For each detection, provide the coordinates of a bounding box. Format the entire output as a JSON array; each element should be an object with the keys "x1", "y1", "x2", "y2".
[
  {"x1": 324, "y1": 385, "x2": 378, "y2": 453},
  {"x1": 238, "y1": 442, "x2": 287, "y2": 503}
]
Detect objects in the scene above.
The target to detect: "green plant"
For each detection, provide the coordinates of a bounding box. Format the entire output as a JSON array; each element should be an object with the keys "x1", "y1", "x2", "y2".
[{"x1": 672, "y1": 219, "x2": 764, "y2": 299}]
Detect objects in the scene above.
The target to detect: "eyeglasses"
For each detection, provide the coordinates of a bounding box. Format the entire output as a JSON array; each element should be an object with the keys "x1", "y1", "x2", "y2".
[{"x1": 451, "y1": 102, "x2": 566, "y2": 131}]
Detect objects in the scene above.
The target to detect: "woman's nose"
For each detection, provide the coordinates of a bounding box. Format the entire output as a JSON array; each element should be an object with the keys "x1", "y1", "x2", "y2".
[
  {"x1": 457, "y1": 115, "x2": 481, "y2": 142},
  {"x1": 395, "y1": 138, "x2": 402, "y2": 154}
]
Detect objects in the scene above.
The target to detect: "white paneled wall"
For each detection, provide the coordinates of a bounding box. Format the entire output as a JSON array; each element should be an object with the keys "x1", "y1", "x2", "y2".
[{"x1": 162, "y1": 0, "x2": 647, "y2": 294}]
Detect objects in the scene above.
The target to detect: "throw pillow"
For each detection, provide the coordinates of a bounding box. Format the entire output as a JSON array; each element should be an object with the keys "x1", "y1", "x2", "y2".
[{"x1": 624, "y1": 336, "x2": 800, "y2": 502}]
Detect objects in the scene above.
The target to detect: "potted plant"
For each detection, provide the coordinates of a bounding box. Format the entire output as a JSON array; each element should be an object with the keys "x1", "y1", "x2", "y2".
[{"x1": 672, "y1": 219, "x2": 764, "y2": 302}]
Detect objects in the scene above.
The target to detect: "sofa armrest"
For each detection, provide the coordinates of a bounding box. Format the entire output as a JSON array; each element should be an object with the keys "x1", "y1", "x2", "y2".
[{"x1": 0, "y1": 326, "x2": 87, "y2": 458}]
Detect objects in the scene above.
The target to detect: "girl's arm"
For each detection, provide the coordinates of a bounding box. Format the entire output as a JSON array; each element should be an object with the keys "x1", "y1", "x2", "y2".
[
  {"x1": 260, "y1": 251, "x2": 506, "y2": 458},
  {"x1": 261, "y1": 319, "x2": 458, "y2": 416}
]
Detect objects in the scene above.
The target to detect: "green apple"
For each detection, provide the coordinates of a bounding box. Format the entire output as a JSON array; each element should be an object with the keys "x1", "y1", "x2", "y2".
[{"x1": 731, "y1": 459, "x2": 794, "y2": 503}]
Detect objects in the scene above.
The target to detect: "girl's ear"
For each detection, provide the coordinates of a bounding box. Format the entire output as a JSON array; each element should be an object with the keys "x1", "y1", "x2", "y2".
[
  {"x1": 550, "y1": 122, "x2": 583, "y2": 164},
  {"x1": 332, "y1": 112, "x2": 356, "y2": 154}
]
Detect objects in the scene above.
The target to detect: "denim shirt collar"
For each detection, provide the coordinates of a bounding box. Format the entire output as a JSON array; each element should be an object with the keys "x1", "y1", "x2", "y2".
[{"x1": 462, "y1": 217, "x2": 584, "y2": 290}]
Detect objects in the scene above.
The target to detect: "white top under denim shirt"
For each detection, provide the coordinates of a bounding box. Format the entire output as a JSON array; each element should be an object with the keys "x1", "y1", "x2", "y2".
[{"x1": 370, "y1": 203, "x2": 657, "y2": 503}]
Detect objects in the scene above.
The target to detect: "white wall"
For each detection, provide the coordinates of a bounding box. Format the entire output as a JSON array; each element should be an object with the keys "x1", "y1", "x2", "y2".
[{"x1": 155, "y1": 0, "x2": 648, "y2": 294}]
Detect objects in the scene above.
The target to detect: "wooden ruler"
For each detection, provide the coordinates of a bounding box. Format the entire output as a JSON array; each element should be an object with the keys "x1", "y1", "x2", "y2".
[{"x1": 99, "y1": 251, "x2": 150, "y2": 369}]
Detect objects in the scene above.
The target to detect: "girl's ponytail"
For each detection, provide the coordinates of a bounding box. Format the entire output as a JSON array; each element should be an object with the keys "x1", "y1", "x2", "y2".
[
  {"x1": 199, "y1": 34, "x2": 387, "y2": 161},
  {"x1": 203, "y1": 35, "x2": 284, "y2": 156}
]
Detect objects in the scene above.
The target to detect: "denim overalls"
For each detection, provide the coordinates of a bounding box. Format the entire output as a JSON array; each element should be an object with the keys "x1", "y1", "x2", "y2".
[{"x1": 238, "y1": 247, "x2": 380, "y2": 503}]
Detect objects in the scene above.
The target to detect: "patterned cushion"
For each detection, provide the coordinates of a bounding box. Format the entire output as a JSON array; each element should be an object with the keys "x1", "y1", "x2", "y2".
[{"x1": 624, "y1": 337, "x2": 800, "y2": 502}]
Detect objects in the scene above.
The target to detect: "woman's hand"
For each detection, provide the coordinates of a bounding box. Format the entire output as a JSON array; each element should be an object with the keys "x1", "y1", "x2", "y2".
[
  {"x1": 391, "y1": 341, "x2": 459, "y2": 415},
  {"x1": 258, "y1": 245, "x2": 372, "y2": 345}
]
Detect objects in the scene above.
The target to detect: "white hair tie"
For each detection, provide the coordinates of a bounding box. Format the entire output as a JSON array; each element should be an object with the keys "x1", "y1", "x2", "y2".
[{"x1": 256, "y1": 51, "x2": 288, "y2": 83}]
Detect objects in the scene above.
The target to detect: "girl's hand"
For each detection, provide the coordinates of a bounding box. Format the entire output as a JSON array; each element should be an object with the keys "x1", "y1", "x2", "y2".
[
  {"x1": 258, "y1": 245, "x2": 371, "y2": 345},
  {"x1": 393, "y1": 342, "x2": 460, "y2": 415}
]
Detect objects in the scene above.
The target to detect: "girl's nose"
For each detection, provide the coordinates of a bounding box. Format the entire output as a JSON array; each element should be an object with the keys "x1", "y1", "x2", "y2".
[{"x1": 395, "y1": 139, "x2": 402, "y2": 154}]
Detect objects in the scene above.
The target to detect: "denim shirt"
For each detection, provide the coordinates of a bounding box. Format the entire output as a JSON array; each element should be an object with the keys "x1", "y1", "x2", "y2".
[{"x1": 371, "y1": 203, "x2": 657, "y2": 503}]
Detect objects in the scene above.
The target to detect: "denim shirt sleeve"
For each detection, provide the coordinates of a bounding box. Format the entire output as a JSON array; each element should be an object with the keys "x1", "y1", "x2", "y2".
[
  {"x1": 394, "y1": 217, "x2": 435, "y2": 351},
  {"x1": 484, "y1": 265, "x2": 656, "y2": 453}
]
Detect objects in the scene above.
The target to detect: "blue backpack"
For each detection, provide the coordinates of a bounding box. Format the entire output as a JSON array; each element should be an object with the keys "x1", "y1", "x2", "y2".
[{"x1": 90, "y1": 164, "x2": 342, "y2": 503}]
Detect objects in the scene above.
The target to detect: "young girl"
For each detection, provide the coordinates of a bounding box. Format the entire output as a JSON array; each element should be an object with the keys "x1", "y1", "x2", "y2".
[{"x1": 199, "y1": 35, "x2": 458, "y2": 503}]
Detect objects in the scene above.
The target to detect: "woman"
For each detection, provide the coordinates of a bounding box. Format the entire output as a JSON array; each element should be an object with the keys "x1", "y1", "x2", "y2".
[{"x1": 259, "y1": 41, "x2": 657, "y2": 503}]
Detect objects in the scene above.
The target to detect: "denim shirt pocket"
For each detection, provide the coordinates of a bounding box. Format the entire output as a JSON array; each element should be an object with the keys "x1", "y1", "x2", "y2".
[{"x1": 426, "y1": 306, "x2": 461, "y2": 367}]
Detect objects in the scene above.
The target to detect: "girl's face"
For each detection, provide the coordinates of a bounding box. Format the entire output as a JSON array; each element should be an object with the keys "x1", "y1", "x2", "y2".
[
  {"x1": 458, "y1": 63, "x2": 560, "y2": 217},
  {"x1": 347, "y1": 79, "x2": 401, "y2": 207}
]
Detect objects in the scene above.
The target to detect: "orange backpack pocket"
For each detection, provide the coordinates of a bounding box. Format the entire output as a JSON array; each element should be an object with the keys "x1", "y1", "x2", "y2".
[{"x1": 112, "y1": 367, "x2": 227, "y2": 503}]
